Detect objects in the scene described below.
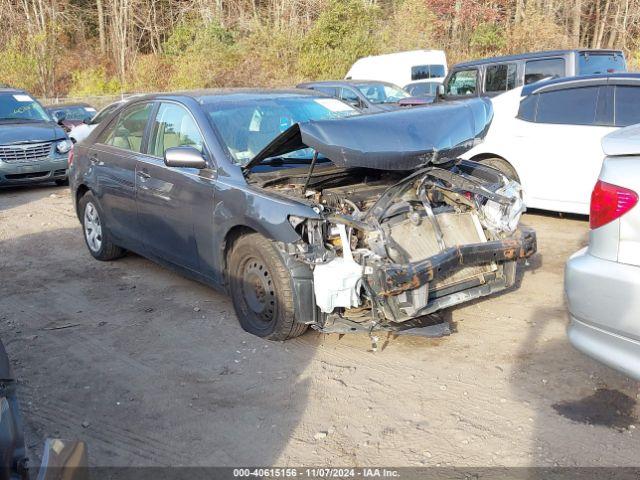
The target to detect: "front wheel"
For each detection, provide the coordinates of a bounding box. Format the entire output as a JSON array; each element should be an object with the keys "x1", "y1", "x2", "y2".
[
  {"x1": 78, "y1": 192, "x2": 125, "y2": 261},
  {"x1": 479, "y1": 157, "x2": 520, "y2": 183},
  {"x1": 228, "y1": 233, "x2": 308, "y2": 340}
]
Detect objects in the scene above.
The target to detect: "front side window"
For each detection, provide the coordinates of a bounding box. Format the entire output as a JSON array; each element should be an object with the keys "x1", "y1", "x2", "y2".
[
  {"x1": 524, "y1": 58, "x2": 565, "y2": 85},
  {"x1": 614, "y1": 85, "x2": 640, "y2": 127},
  {"x1": 204, "y1": 96, "x2": 357, "y2": 165},
  {"x1": 355, "y1": 83, "x2": 410, "y2": 104},
  {"x1": 0, "y1": 93, "x2": 50, "y2": 122},
  {"x1": 339, "y1": 88, "x2": 362, "y2": 107},
  {"x1": 578, "y1": 52, "x2": 626, "y2": 75},
  {"x1": 411, "y1": 64, "x2": 446, "y2": 81},
  {"x1": 102, "y1": 102, "x2": 153, "y2": 152},
  {"x1": 485, "y1": 63, "x2": 517, "y2": 93},
  {"x1": 149, "y1": 103, "x2": 203, "y2": 157},
  {"x1": 444, "y1": 69, "x2": 478, "y2": 96},
  {"x1": 91, "y1": 102, "x2": 122, "y2": 125},
  {"x1": 536, "y1": 86, "x2": 599, "y2": 125}
]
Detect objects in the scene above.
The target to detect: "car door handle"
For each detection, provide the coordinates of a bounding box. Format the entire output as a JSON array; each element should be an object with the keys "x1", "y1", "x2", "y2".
[{"x1": 137, "y1": 170, "x2": 151, "y2": 179}]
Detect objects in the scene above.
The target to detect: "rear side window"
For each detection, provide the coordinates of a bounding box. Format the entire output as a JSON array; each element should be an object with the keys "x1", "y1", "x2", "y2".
[
  {"x1": 614, "y1": 85, "x2": 640, "y2": 127},
  {"x1": 411, "y1": 64, "x2": 446, "y2": 81},
  {"x1": 484, "y1": 63, "x2": 517, "y2": 93},
  {"x1": 578, "y1": 52, "x2": 626, "y2": 75},
  {"x1": 524, "y1": 58, "x2": 565, "y2": 85},
  {"x1": 100, "y1": 102, "x2": 153, "y2": 152},
  {"x1": 536, "y1": 86, "x2": 599, "y2": 125},
  {"x1": 444, "y1": 69, "x2": 478, "y2": 96}
]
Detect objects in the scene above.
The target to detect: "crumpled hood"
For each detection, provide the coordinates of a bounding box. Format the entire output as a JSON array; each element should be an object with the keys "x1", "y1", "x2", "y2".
[
  {"x1": 0, "y1": 121, "x2": 66, "y2": 146},
  {"x1": 246, "y1": 97, "x2": 493, "y2": 171}
]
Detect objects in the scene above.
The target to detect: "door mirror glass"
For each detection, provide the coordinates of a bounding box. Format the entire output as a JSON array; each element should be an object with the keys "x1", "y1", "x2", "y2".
[{"x1": 164, "y1": 146, "x2": 207, "y2": 169}]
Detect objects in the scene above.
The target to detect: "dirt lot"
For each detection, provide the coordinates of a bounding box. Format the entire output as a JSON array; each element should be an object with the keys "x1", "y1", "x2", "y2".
[{"x1": 1, "y1": 184, "x2": 640, "y2": 468}]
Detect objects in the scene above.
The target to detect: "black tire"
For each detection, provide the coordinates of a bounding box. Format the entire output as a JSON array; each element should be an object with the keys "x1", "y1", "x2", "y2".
[
  {"x1": 55, "y1": 178, "x2": 69, "y2": 186},
  {"x1": 228, "y1": 233, "x2": 308, "y2": 341},
  {"x1": 78, "y1": 191, "x2": 125, "y2": 261},
  {"x1": 479, "y1": 157, "x2": 520, "y2": 183}
]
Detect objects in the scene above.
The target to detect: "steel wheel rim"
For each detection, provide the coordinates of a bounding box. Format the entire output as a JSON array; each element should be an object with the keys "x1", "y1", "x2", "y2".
[
  {"x1": 240, "y1": 257, "x2": 276, "y2": 325},
  {"x1": 84, "y1": 202, "x2": 103, "y2": 253}
]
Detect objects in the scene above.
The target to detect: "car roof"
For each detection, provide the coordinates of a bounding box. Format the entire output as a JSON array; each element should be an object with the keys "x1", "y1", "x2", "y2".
[
  {"x1": 122, "y1": 88, "x2": 323, "y2": 105},
  {"x1": 297, "y1": 80, "x2": 399, "y2": 88},
  {"x1": 452, "y1": 49, "x2": 623, "y2": 70},
  {"x1": 521, "y1": 72, "x2": 640, "y2": 96}
]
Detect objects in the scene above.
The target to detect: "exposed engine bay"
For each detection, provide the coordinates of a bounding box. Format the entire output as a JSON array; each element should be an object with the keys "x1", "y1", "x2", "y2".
[{"x1": 249, "y1": 159, "x2": 536, "y2": 335}]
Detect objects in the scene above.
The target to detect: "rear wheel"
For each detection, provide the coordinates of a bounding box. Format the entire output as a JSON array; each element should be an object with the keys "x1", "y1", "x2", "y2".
[
  {"x1": 479, "y1": 157, "x2": 520, "y2": 183},
  {"x1": 79, "y1": 192, "x2": 125, "y2": 261},
  {"x1": 228, "y1": 233, "x2": 307, "y2": 340}
]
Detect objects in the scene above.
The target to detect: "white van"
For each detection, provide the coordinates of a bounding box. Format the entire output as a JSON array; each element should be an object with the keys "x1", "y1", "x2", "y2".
[{"x1": 345, "y1": 50, "x2": 447, "y2": 88}]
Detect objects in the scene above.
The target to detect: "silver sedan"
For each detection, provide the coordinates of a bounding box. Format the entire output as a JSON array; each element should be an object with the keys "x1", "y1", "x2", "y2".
[{"x1": 565, "y1": 124, "x2": 640, "y2": 380}]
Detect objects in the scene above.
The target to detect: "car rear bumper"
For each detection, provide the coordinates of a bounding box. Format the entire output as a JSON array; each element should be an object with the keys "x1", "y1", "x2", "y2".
[
  {"x1": 565, "y1": 248, "x2": 640, "y2": 380},
  {"x1": 0, "y1": 157, "x2": 68, "y2": 185}
]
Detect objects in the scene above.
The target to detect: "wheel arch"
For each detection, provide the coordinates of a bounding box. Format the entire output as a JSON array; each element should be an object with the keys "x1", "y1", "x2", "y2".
[{"x1": 74, "y1": 184, "x2": 90, "y2": 220}]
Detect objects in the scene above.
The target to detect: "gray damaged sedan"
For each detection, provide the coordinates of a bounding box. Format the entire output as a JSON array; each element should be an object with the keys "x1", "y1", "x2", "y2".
[{"x1": 69, "y1": 90, "x2": 536, "y2": 340}]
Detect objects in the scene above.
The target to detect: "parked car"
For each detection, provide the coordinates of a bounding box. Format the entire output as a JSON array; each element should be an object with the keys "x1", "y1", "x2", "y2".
[
  {"x1": 45, "y1": 102, "x2": 96, "y2": 132},
  {"x1": 297, "y1": 80, "x2": 411, "y2": 112},
  {"x1": 346, "y1": 50, "x2": 448, "y2": 87},
  {"x1": 68, "y1": 100, "x2": 128, "y2": 144},
  {"x1": 0, "y1": 88, "x2": 72, "y2": 187},
  {"x1": 69, "y1": 90, "x2": 536, "y2": 341},
  {"x1": 565, "y1": 124, "x2": 640, "y2": 380},
  {"x1": 439, "y1": 49, "x2": 626, "y2": 100},
  {"x1": 461, "y1": 74, "x2": 640, "y2": 215}
]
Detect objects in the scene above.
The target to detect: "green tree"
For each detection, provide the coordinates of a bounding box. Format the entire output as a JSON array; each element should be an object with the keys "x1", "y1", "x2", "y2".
[{"x1": 298, "y1": 0, "x2": 381, "y2": 79}]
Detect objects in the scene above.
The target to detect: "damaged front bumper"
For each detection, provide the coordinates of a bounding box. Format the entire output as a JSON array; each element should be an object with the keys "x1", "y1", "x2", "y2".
[{"x1": 370, "y1": 227, "x2": 537, "y2": 297}]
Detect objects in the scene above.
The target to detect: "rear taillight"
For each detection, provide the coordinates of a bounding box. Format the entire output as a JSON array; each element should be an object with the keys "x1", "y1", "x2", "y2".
[
  {"x1": 67, "y1": 144, "x2": 74, "y2": 167},
  {"x1": 590, "y1": 180, "x2": 638, "y2": 229}
]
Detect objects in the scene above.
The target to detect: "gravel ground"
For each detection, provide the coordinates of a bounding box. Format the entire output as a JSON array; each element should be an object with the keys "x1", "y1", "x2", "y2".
[{"x1": 1, "y1": 183, "x2": 639, "y2": 468}]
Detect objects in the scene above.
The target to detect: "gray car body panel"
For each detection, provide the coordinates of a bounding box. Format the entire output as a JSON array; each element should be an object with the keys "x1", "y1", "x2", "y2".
[{"x1": 70, "y1": 90, "x2": 505, "y2": 328}]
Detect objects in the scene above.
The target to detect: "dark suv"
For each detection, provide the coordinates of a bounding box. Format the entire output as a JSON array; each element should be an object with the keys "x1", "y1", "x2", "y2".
[
  {"x1": 0, "y1": 89, "x2": 72, "y2": 186},
  {"x1": 440, "y1": 49, "x2": 626, "y2": 100}
]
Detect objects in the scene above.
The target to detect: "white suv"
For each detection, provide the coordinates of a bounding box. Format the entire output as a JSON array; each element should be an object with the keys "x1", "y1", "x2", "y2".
[{"x1": 462, "y1": 74, "x2": 640, "y2": 214}]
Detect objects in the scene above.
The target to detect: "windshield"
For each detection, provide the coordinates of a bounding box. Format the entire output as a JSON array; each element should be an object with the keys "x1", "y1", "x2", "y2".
[
  {"x1": 578, "y1": 52, "x2": 626, "y2": 74},
  {"x1": 0, "y1": 93, "x2": 50, "y2": 122},
  {"x1": 50, "y1": 105, "x2": 96, "y2": 122},
  {"x1": 91, "y1": 102, "x2": 122, "y2": 125},
  {"x1": 405, "y1": 82, "x2": 439, "y2": 96},
  {"x1": 205, "y1": 96, "x2": 357, "y2": 165},
  {"x1": 355, "y1": 84, "x2": 410, "y2": 104}
]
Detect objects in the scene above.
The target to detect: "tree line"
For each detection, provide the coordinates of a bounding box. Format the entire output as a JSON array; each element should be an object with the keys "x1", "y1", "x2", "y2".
[{"x1": 1, "y1": 0, "x2": 639, "y2": 98}]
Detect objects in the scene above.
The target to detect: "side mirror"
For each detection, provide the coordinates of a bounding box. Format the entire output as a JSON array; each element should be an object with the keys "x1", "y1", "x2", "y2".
[
  {"x1": 52, "y1": 110, "x2": 66, "y2": 125},
  {"x1": 164, "y1": 146, "x2": 207, "y2": 169},
  {"x1": 437, "y1": 84, "x2": 445, "y2": 96}
]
